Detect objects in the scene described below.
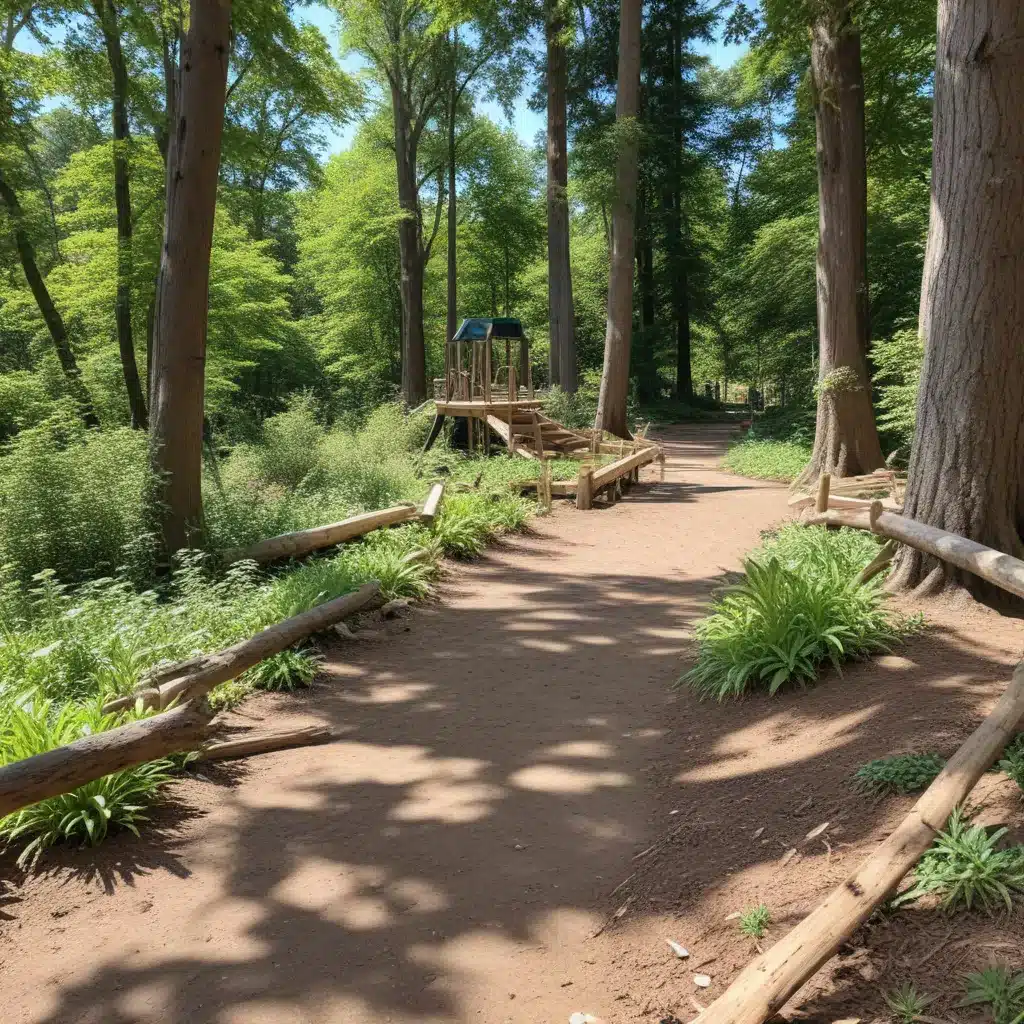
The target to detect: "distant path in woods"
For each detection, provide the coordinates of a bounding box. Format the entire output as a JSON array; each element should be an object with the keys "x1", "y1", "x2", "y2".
[{"x1": 0, "y1": 425, "x2": 796, "y2": 1023}]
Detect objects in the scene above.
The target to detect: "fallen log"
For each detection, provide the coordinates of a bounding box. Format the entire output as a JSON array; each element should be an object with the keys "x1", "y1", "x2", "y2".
[
  {"x1": 804, "y1": 507, "x2": 1024, "y2": 601},
  {"x1": 420, "y1": 481, "x2": 446, "y2": 526},
  {"x1": 0, "y1": 702, "x2": 216, "y2": 819},
  {"x1": 788, "y1": 493, "x2": 900, "y2": 512},
  {"x1": 197, "y1": 724, "x2": 331, "y2": 762},
  {"x1": 103, "y1": 581, "x2": 382, "y2": 714},
  {"x1": 854, "y1": 539, "x2": 898, "y2": 587},
  {"x1": 220, "y1": 505, "x2": 418, "y2": 566},
  {"x1": 590, "y1": 444, "x2": 660, "y2": 492},
  {"x1": 693, "y1": 661, "x2": 1024, "y2": 1024}
]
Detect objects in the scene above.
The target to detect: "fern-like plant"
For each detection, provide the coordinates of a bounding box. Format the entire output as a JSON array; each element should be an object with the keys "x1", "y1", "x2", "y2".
[
  {"x1": 247, "y1": 647, "x2": 322, "y2": 692},
  {"x1": 895, "y1": 808, "x2": 1024, "y2": 913},
  {"x1": 960, "y1": 967, "x2": 1024, "y2": 1024},
  {"x1": 998, "y1": 733, "x2": 1024, "y2": 795},
  {"x1": 854, "y1": 753, "x2": 946, "y2": 796}
]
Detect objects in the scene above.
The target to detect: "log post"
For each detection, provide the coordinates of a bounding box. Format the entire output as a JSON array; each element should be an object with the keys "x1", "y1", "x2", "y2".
[
  {"x1": 420, "y1": 482, "x2": 446, "y2": 526},
  {"x1": 815, "y1": 472, "x2": 831, "y2": 513},
  {"x1": 693, "y1": 661, "x2": 1024, "y2": 1024},
  {"x1": 576, "y1": 465, "x2": 594, "y2": 511}
]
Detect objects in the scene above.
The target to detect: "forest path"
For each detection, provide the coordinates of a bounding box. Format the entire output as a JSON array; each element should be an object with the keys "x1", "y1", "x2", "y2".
[{"x1": 2, "y1": 422, "x2": 792, "y2": 1024}]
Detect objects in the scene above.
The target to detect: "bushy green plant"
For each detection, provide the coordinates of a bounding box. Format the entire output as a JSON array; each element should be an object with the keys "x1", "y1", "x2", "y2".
[
  {"x1": 998, "y1": 733, "x2": 1024, "y2": 795},
  {"x1": 433, "y1": 494, "x2": 495, "y2": 558},
  {"x1": 683, "y1": 527, "x2": 907, "y2": 699},
  {"x1": 854, "y1": 753, "x2": 946, "y2": 796},
  {"x1": 721, "y1": 439, "x2": 812, "y2": 482},
  {"x1": 961, "y1": 967, "x2": 1024, "y2": 1024},
  {"x1": 884, "y1": 982, "x2": 934, "y2": 1024},
  {"x1": 738, "y1": 904, "x2": 771, "y2": 939},
  {"x1": 895, "y1": 808, "x2": 1024, "y2": 914},
  {"x1": 0, "y1": 414, "x2": 152, "y2": 584},
  {"x1": 873, "y1": 328, "x2": 923, "y2": 461},
  {"x1": 0, "y1": 699, "x2": 178, "y2": 867},
  {"x1": 247, "y1": 647, "x2": 322, "y2": 691}
]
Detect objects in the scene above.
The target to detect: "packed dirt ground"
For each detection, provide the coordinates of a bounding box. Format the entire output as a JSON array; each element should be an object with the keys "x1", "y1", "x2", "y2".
[{"x1": 1, "y1": 423, "x2": 1022, "y2": 1024}]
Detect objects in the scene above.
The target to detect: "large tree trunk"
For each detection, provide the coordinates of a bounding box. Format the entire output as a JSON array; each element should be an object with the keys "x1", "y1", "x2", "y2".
[
  {"x1": 95, "y1": 0, "x2": 148, "y2": 430},
  {"x1": 446, "y1": 30, "x2": 458, "y2": 346},
  {"x1": 0, "y1": 167, "x2": 100, "y2": 428},
  {"x1": 670, "y1": 18, "x2": 692, "y2": 400},
  {"x1": 889, "y1": 0, "x2": 1024, "y2": 602},
  {"x1": 546, "y1": 2, "x2": 576, "y2": 392},
  {"x1": 392, "y1": 88, "x2": 428, "y2": 407},
  {"x1": 148, "y1": 0, "x2": 231, "y2": 556},
  {"x1": 799, "y1": 9, "x2": 884, "y2": 484},
  {"x1": 594, "y1": 0, "x2": 642, "y2": 438}
]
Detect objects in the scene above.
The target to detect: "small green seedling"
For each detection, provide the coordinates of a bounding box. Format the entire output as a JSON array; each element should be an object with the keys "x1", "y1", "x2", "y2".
[
  {"x1": 854, "y1": 753, "x2": 946, "y2": 797},
  {"x1": 884, "y1": 981, "x2": 934, "y2": 1024},
  {"x1": 738, "y1": 903, "x2": 771, "y2": 939}
]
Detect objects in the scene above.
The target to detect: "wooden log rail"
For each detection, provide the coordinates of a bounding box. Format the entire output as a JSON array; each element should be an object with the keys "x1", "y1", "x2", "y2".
[
  {"x1": 805, "y1": 506, "x2": 1024, "y2": 600},
  {"x1": 221, "y1": 505, "x2": 418, "y2": 565},
  {"x1": 420, "y1": 481, "x2": 446, "y2": 526},
  {"x1": 693, "y1": 662, "x2": 1024, "y2": 1024},
  {"x1": 103, "y1": 581, "x2": 382, "y2": 713}
]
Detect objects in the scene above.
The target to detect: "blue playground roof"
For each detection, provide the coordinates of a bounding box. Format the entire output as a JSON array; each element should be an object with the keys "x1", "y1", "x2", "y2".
[{"x1": 451, "y1": 317, "x2": 525, "y2": 341}]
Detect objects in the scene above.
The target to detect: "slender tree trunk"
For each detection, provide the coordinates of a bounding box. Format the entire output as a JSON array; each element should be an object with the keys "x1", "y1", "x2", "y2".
[
  {"x1": 546, "y1": 2, "x2": 576, "y2": 392},
  {"x1": 95, "y1": 0, "x2": 148, "y2": 429},
  {"x1": 798, "y1": 7, "x2": 883, "y2": 484},
  {"x1": 392, "y1": 87, "x2": 428, "y2": 407},
  {"x1": 594, "y1": 0, "x2": 642, "y2": 437},
  {"x1": 446, "y1": 29, "x2": 458, "y2": 345},
  {"x1": 670, "y1": 18, "x2": 692, "y2": 400},
  {"x1": 889, "y1": 0, "x2": 1024, "y2": 601},
  {"x1": 635, "y1": 198, "x2": 657, "y2": 402},
  {"x1": 149, "y1": 0, "x2": 231, "y2": 555},
  {"x1": 0, "y1": 167, "x2": 100, "y2": 428}
]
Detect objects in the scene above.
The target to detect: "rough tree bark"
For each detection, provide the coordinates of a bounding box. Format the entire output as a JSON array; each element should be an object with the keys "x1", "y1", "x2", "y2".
[
  {"x1": 0, "y1": 166, "x2": 100, "y2": 428},
  {"x1": 149, "y1": 0, "x2": 232, "y2": 555},
  {"x1": 392, "y1": 85, "x2": 428, "y2": 407},
  {"x1": 594, "y1": 0, "x2": 642, "y2": 438},
  {"x1": 546, "y1": 1, "x2": 576, "y2": 392},
  {"x1": 798, "y1": 5, "x2": 884, "y2": 485},
  {"x1": 445, "y1": 29, "x2": 459, "y2": 347},
  {"x1": 889, "y1": 0, "x2": 1024, "y2": 601},
  {"x1": 670, "y1": 16, "x2": 692, "y2": 400},
  {"x1": 94, "y1": 0, "x2": 148, "y2": 430}
]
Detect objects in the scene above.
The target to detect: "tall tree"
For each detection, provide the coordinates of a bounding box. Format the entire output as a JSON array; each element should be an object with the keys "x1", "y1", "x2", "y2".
[
  {"x1": 797, "y1": 0, "x2": 883, "y2": 481},
  {"x1": 546, "y1": 0, "x2": 576, "y2": 390},
  {"x1": 148, "y1": 0, "x2": 231, "y2": 553},
  {"x1": 594, "y1": 0, "x2": 641, "y2": 436},
  {"x1": 889, "y1": 0, "x2": 1024, "y2": 600},
  {"x1": 338, "y1": 0, "x2": 449, "y2": 407}
]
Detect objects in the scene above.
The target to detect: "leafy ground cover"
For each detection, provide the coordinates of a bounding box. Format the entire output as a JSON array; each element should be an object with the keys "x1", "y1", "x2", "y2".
[{"x1": 720, "y1": 405, "x2": 814, "y2": 482}]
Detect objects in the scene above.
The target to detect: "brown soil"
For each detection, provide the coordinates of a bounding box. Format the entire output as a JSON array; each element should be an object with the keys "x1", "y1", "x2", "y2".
[{"x1": 2, "y1": 423, "x2": 1023, "y2": 1024}]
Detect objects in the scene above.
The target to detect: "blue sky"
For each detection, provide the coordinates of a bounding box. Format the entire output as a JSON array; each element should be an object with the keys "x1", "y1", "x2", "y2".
[{"x1": 301, "y1": 3, "x2": 746, "y2": 154}]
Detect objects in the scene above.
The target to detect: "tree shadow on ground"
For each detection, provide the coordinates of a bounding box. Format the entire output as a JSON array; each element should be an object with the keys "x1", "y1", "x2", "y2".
[{"x1": 12, "y1": 550, "x2": 1021, "y2": 1024}]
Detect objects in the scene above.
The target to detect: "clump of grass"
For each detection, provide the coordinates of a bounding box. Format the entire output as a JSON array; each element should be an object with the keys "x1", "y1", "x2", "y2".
[
  {"x1": 884, "y1": 981, "x2": 934, "y2": 1024},
  {"x1": 895, "y1": 807, "x2": 1024, "y2": 914},
  {"x1": 721, "y1": 439, "x2": 812, "y2": 483},
  {"x1": 0, "y1": 699, "x2": 178, "y2": 868},
  {"x1": 683, "y1": 526, "x2": 909, "y2": 700},
  {"x1": 960, "y1": 966, "x2": 1024, "y2": 1024},
  {"x1": 854, "y1": 753, "x2": 946, "y2": 797},
  {"x1": 998, "y1": 733, "x2": 1024, "y2": 796},
  {"x1": 738, "y1": 904, "x2": 771, "y2": 939},
  {"x1": 247, "y1": 647, "x2": 322, "y2": 692}
]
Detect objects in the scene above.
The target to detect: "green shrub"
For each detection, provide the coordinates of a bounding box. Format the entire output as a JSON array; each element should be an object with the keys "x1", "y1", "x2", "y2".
[
  {"x1": 854, "y1": 753, "x2": 946, "y2": 796},
  {"x1": 884, "y1": 982, "x2": 934, "y2": 1024},
  {"x1": 873, "y1": 328, "x2": 923, "y2": 462},
  {"x1": 0, "y1": 699, "x2": 178, "y2": 867},
  {"x1": 683, "y1": 526, "x2": 907, "y2": 699},
  {"x1": 248, "y1": 647, "x2": 322, "y2": 691},
  {"x1": 739, "y1": 904, "x2": 771, "y2": 939},
  {"x1": 998, "y1": 733, "x2": 1024, "y2": 795},
  {"x1": 895, "y1": 808, "x2": 1024, "y2": 914},
  {"x1": 961, "y1": 967, "x2": 1024, "y2": 1024},
  {"x1": 0, "y1": 414, "x2": 152, "y2": 584},
  {"x1": 721, "y1": 439, "x2": 811, "y2": 482}
]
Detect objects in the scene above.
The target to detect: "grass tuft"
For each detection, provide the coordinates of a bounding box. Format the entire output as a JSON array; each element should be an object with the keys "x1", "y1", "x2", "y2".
[
  {"x1": 738, "y1": 904, "x2": 771, "y2": 939},
  {"x1": 960, "y1": 966, "x2": 1024, "y2": 1024},
  {"x1": 683, "y1": 526, "x2": 912, "y2": 700},
  {"x1": 854, "y1": 753, "x2": 946, "y2": 797},
  {"x1": 247, "y1": 647, "x2": 322, "y2": 692},
  {"x1": 883, "y1": 981, "x2": 934, "y2": 1024},
  {"x1": 895, "y1": 807, "x2": 1024, "y2": 914}
]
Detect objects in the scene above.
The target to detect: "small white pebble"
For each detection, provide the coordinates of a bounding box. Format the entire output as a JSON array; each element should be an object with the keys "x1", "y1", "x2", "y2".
[{"x1": 694, "y1": 974, "x2": 712, "y2": 989}]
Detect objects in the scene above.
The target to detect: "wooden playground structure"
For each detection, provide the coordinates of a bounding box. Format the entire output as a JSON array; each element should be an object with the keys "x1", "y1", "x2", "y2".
[{"x1": 423, "y1": 317, "x2": 610, "y2": 459}]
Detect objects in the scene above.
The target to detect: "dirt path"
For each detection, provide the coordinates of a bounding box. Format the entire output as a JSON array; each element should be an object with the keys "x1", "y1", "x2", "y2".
[{"x1": 3, "y1": 423, "x2": 1023, "y2": 1024}]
